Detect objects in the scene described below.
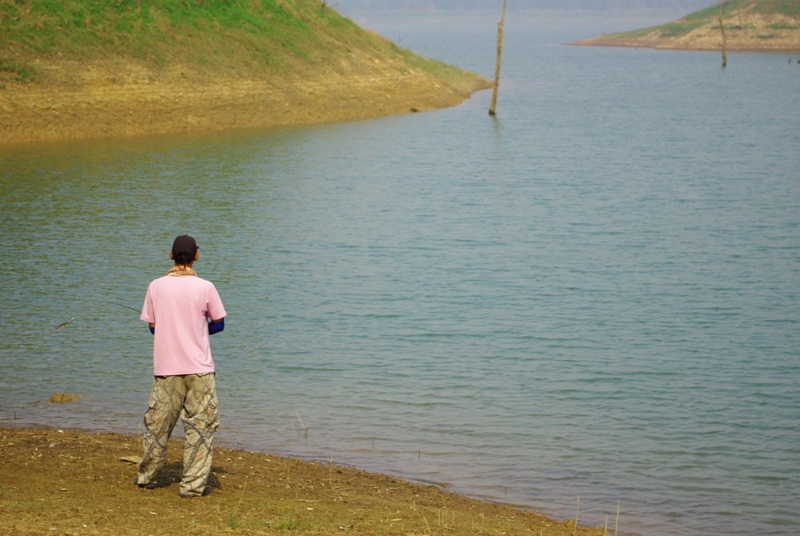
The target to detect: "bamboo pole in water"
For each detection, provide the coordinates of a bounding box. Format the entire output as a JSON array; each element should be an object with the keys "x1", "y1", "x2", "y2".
[
  {"x1": 488, "y1": 0, "x2": 507, "y2": 116},
  {"x1": 719, "y1": 1, "x2": 728, "y2": 68}
]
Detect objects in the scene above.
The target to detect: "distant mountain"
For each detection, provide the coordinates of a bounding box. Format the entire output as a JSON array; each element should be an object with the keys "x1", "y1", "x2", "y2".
[{"x1": 571, "y1": 0, "x2": 800, "y2": 51}]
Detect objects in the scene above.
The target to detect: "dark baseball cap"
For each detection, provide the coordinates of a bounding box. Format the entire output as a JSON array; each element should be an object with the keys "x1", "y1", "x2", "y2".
[{"x1": 172, "y1": 235, "x2": 198, "y2": 256}]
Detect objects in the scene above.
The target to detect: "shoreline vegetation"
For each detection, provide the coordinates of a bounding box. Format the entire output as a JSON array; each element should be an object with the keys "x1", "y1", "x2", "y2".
[
  {"x1": 571, "y1": 0, "x2": 800, "y2": 52},
  {"x1": 0, "y1": 1, "x2": 490, "y2": 145},
  {"x1": 1, "y1": 427, "x2": 609, "y2": 536}
]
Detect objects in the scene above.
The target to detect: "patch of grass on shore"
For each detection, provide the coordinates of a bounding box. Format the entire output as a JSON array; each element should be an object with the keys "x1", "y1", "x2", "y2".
[
  {"x1": 1, "y1": 1, "x2": 357, "y2": 71},
  {"x1": 754, "y1": 0, "x2": 800, "y2": 16},
  {"x1": 0, "y1": 59, "x2": 36, "y2": 82},
  {"x1": 656, "y1": 19, "x2": 708, "y2": 37},
  {"x1": 637, "y1": 0, "x2": 750, "y2": 39},
  {"x1": 770, "y1": 21, "x2": 800, "y2": 29}
]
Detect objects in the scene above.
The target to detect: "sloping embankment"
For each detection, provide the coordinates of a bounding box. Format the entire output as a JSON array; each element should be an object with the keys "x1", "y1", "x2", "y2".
[{"x1": 0, "y1": 57, "x2": 489, "y2": 144}]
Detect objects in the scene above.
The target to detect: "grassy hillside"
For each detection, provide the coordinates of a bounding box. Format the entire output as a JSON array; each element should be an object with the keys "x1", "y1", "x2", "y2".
[
  {"x1": 572, "y1": 0, "x2": 800, "y2": 51},
  {"x1": 0, "y1": 0, "x2": 475, "y2": 87},
  {"x1": 0, "y1": 0, "x2": 490, "y2": 143}
]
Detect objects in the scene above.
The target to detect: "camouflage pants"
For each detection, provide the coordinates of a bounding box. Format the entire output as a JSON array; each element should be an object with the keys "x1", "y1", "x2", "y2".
[{"x1": 137, "y1": 373, "x2": 220, "y2": 496}]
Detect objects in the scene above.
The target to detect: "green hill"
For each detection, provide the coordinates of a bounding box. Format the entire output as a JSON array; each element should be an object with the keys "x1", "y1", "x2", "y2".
[
  {"x1": 571, "y1": 0, "x2": 800, "y2": 51},
  {"x1": 0, "y1": 0, "x2": 490, "y2": 143},
  {"x1": 0, "y1": 0, "x2": 469, "y2": 85}
]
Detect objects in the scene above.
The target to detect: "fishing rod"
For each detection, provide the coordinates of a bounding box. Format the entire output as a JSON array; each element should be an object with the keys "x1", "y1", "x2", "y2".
[
  {"x1": 109, "y1": 302, "x2": 141, "y2": 313},
  {"x1": 55, "y1": 302, "x2": 140, "y2": 329}
]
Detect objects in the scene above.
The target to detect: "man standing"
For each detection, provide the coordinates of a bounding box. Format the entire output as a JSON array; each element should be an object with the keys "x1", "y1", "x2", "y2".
[{"x1": 137, "y1": 235, "x2": 227, "y2": 497}]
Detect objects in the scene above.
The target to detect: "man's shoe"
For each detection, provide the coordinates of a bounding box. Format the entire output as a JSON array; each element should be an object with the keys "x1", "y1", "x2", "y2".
[
  {"x1": 179, "y1": 487, "x2": 210, "y2": 498},
  {"x1": 135, "y1": 478, "x2": 158, "y2": 489}
]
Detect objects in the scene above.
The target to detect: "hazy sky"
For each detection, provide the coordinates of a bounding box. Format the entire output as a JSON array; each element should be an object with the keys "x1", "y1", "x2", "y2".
[{"x1": 332, "y1": 0, "x2": 715, "y2": 16}]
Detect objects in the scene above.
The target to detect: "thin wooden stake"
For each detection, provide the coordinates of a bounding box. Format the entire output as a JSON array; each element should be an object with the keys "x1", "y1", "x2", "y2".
[
  {"x1": 573, "y1": 496, "x2": 580, "y2": 536},
  {"x1": 615, "y1": 499, "x2": 620, "y2": 536},
  {"x1": 719, "y1": 0, "x2": 728, "y2": 68},
  {"x1": 489, "y1": 0, "x2": 507, "y2": 116}
]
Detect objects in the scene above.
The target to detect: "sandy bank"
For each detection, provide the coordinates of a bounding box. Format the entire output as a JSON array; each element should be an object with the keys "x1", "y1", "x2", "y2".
[
  {"x1": 0, "y1": 60, "x2": 490, "y2": 145},
  {"x1": 0, "y1": 427, "x2": 606, "y2": 536}
]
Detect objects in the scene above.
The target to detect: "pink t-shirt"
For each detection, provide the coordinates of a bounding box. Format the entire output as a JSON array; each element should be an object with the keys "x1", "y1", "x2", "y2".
[{"x1": 140, "y1": 275, "x2": 227, "y2": 376}]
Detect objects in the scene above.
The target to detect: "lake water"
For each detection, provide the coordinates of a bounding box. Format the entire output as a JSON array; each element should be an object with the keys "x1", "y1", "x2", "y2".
[{"x1": 1, "y1": 19, "x2": 799, "y2": 536}]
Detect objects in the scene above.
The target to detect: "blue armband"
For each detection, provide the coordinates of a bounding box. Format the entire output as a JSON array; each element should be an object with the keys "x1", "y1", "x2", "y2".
[
  {"x1": 149, "y1": 326, "x2": 155, "y2": 335},
  {"x1": 208, "y1": 318, "x2": 225, "y2": 335}
]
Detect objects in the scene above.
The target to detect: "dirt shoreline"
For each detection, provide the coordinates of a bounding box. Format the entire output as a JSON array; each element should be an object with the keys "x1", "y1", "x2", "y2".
[
  {"x1": 0, "y1": 60, "x2": 490, "y2": 146},
  {"x1": 0, "y1": 427, "x2": 607, "y2": 536},
  {"x1": 570, "y1": 36, "x2": 800, "y2": 52}
]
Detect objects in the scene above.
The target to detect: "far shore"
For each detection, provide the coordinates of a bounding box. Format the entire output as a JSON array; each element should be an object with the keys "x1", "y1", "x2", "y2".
[
  {"x1": 570, "y1": 10, "x2": 800, "y2": 54},
  {"x1": 570, "y1": 37, "x2": 800, "y2": 52},
  {"x1": 1, "y1": 426, "x2": 608, "y2": 536}
]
